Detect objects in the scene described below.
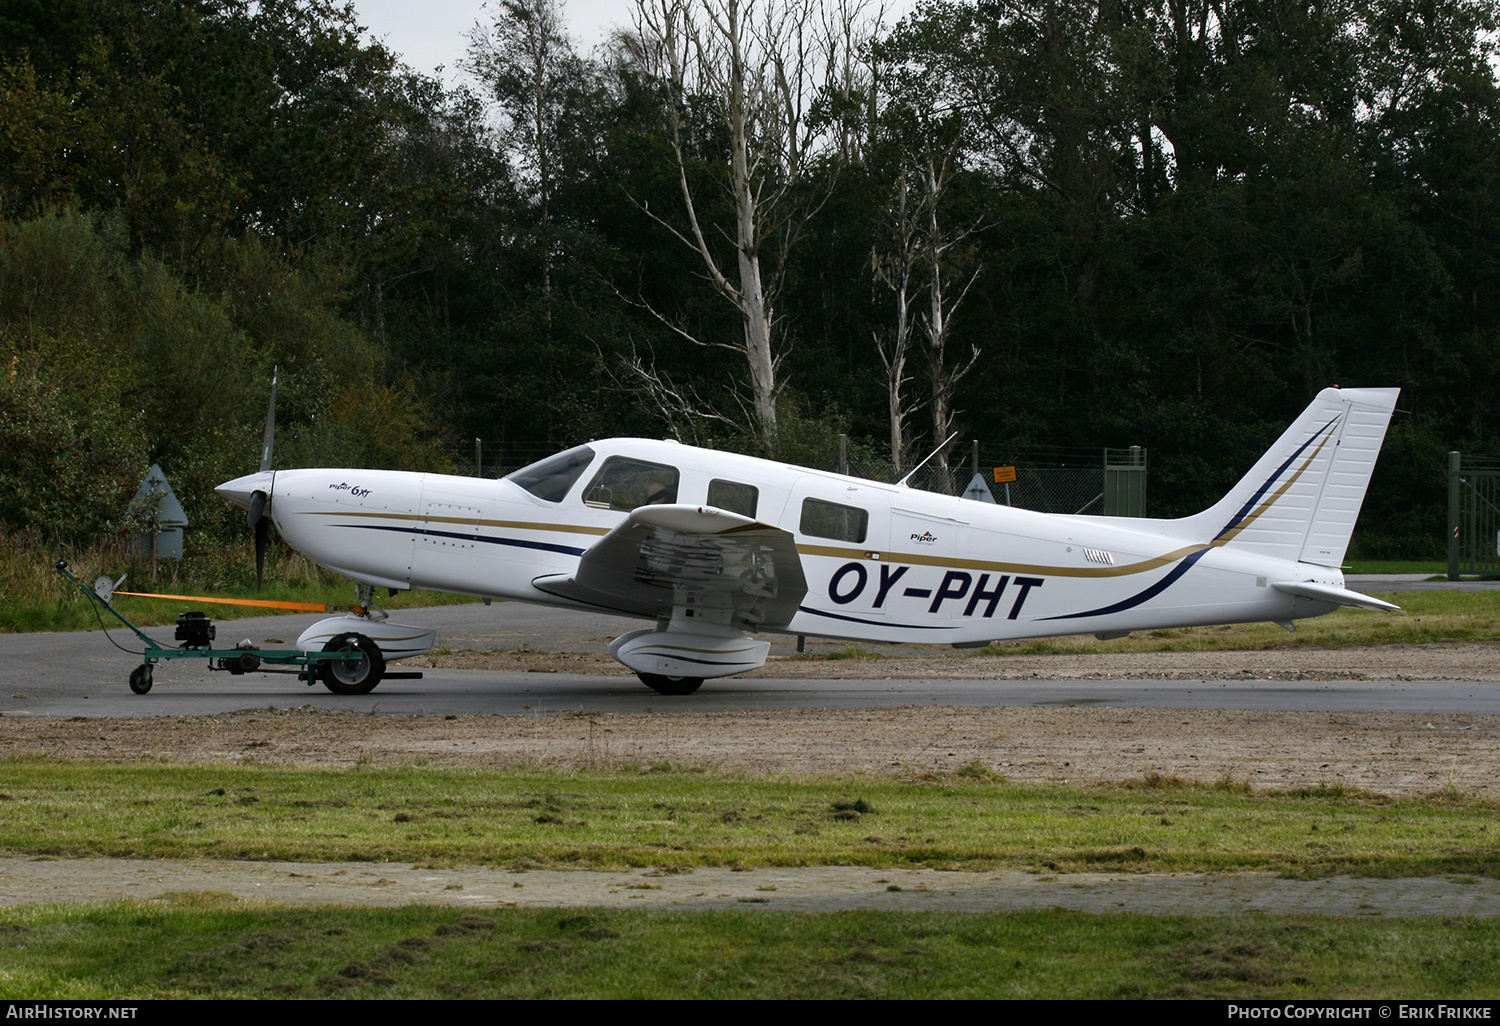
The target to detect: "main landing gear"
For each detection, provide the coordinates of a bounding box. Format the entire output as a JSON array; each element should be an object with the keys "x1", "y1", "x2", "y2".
[{"x1": 636, "y1": 672, "x2": 704, "y2": 696}]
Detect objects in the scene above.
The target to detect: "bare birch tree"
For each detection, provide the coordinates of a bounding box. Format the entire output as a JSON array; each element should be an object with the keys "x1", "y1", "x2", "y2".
[
  {"x1": 918, "y1": 140, "x2": 981, "y2": 491},
  {"x1": 627, "y1": 0, "x2": 878, "y2": 446},
  {"x1": 871, "y1": 170, "x2": 918, "y2": 472},
  {"x1": 871, "y1": 138, "x2": 980, "y2": 488},
  {"x1": 864, "y1": 47, "x2": 981, "y2": 486},
  {"x1": 467, "y1": 0, "x2": 583, "y2": 335}
]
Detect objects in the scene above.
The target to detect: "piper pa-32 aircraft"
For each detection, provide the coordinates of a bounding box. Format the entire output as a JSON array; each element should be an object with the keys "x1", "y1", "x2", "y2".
[{"x1": 216, "y1": 386, "x2": 1401, "y2": 695}]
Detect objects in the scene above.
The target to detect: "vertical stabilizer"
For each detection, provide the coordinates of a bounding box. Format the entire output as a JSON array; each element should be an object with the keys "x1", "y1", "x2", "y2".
[{"x1": 1178, "y1": 387, "x2": 1399, "y2": 567}]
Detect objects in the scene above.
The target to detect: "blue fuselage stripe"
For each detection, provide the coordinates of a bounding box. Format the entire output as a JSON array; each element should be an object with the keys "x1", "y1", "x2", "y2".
[
  {"x1": 1217, "y1": 415, "x2": 1340, "y2": 537},
  {"x1": 798, "y1": 605, "x2": 958, "y2": 631},
  {"x1": 1043, "y1": 547, "x2": 1213, "y2": 621},
  {"x1": 336, "y1": 523, "x2": 588, "y2": 557},
  {"x1": 1044, "y1": 414, "x2": 1341, "y2": 622},
  {"x1": 630, "y1": 652, "x2": 754, "y2": 667}
]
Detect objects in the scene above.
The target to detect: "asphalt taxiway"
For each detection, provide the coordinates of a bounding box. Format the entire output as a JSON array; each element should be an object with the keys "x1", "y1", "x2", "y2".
[{"x1": 2, "y1": 574, "x2": 1496, "y2": 718}]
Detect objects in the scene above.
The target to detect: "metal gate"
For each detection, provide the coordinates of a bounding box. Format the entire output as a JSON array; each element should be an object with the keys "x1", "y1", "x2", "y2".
[
  {"x1": 1103, "y1": 446, "x2": 1148, "y2": 517},
  {"x1": 1447, "y1": 451, "x2": 1500, "y2": 578}
]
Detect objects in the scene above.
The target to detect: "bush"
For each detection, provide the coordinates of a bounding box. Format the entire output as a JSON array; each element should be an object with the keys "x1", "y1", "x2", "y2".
[{"x1": 0, "y1": 356, "x2": 146, "y2": 542}]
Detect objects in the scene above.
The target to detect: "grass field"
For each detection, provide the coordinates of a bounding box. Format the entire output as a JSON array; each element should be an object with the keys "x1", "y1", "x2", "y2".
[
  {"x1": 3, "y1": 902, "x2": 1497, "y2": 999},
  {"x1": 1344, "y1": 560, "x2": 1448, "y2": 575},
  {"x1": 2, "y1": 761, "x2": 1494, "y2": 877},
  {"x1": 900, "y1": 589, "x2": 1500, "y2": 658},
  {"x1": 2, "y1": 762, "x2": 1500, "y2": 998}
]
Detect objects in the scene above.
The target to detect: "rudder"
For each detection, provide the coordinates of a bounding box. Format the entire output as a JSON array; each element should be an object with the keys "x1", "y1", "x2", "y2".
[{"x1": 1178, "y1": 387, "x2": 1399, "y2": 568}]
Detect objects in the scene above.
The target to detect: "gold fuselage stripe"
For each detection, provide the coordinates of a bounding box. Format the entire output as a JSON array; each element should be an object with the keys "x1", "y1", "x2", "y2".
[
  {"x1": 298, "y1": 510, "x2": 611, "y2": 536},
  {"x1": 295, "y1": 424, "x2": 1335, "y2": 581}
]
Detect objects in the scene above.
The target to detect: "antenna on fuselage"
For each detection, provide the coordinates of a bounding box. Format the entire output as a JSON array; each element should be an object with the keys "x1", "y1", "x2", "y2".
[{"x1": 895, "y1": 431, "x2": 959, "y2": 489}]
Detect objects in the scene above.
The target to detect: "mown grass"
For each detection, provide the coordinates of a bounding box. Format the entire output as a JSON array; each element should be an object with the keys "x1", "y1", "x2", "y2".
[
  {"x1": 1, "y1": 761, "x2": 1495, "y2": 878},
  {"x1": 1344, "y1": 560, "x2": 1447, "y2": 575},
  {"x1": 969, "y1": 589, "x2": 1500, "y2": 657},
  {"x1": 2, "y1": 902, "x2": 1497, "y2": 999},
  {"x1": 786, "y1": 644, "x2": 885, "y2": 661}
]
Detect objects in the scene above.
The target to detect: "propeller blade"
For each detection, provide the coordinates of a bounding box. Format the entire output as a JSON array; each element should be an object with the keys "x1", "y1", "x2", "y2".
[
  {"x1": 251, "y1": 368, "x2": 278, "y2": 591},
  {"x1": 246, "y1": 489, "x2": 266, "y2": 527},
  {"x1": 254, "y1": 516, "x2": 270, "y2": 592},
  {"x1": 258, "y1": 368, "x2": 277, "y2": 474}
]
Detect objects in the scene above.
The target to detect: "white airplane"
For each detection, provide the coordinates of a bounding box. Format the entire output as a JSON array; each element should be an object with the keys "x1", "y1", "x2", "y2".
[{"x1": 216, "y1": 386, "x2": 1401, "y2": 695}]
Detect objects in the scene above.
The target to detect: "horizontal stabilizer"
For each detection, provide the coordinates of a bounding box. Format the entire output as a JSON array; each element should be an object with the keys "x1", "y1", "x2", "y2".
[{"x1": 1271, "y1": 580, "x2": 1401, "y2": 612}]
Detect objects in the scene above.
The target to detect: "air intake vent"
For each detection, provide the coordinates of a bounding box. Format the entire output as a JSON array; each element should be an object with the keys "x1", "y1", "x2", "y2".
[{"x1": 1083, "y1": 548, "x2": 1115, "y2": 565}]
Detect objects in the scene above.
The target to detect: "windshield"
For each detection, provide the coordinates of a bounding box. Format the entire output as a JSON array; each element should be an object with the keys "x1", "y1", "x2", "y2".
[{"x1": 504, "y1": 445, "x2": 596, "y2": 502}]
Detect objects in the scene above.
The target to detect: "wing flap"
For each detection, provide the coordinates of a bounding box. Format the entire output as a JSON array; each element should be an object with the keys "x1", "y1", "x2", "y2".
[{"x1": 533, "y1": 504, "x2": 807, "y2": 627}]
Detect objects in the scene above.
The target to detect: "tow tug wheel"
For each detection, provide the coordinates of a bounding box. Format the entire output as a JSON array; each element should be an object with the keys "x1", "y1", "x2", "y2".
[
  {"x1": 320, "y1": 633, "x2": 385, "y2": 695},
  {"x1": 128, "y1": 664, "x2": 153, "y2": 695},
  {"x1": 637, "y1": 672, "x2": 704, "y2": 696}
]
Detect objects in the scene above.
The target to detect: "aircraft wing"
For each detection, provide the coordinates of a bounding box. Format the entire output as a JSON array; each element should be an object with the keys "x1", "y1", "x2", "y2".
[{"x1": 532, "y1": 504, "x2": 808, "y2": 628}]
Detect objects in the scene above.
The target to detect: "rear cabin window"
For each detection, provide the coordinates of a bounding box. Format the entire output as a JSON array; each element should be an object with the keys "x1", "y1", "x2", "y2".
[
  {"x1": 583, "y1": 457, "x2": 680, "y2": 511},
  {"x1": 708, "y1": 479, "x2": 758, "y2": 518},
  {"x1": 505, "y1": 444, "x2": 595, "y2": 502},
  {"x1": 800, "y1": 498, "x2": 868, "y2": 543}
]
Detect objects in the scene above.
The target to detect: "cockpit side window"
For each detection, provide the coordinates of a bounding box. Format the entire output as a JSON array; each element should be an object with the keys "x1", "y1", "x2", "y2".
[
  {"x1": 708, "y1": 479, "x2": 758, "y2": 518},
  {"x1": 583, "y1": 457, "x2": 680, "y2": 511},
  {"x1": 800, "y1": 498, "x2": 868, "y2": 543},
  {"x1": 505, "y1": 444, "x2": 596, "y2": 502}
]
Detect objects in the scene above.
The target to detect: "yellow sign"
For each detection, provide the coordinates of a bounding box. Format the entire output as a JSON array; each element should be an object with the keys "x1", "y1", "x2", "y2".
[{"x1": 993, "y1": 465, "x2": 1017, "y2": 484}]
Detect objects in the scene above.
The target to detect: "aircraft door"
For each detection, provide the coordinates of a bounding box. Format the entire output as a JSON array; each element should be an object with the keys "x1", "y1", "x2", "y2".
[
  {"x1": 889, "y1": 505, "x2": 978, "y2": 625},
  {"x1": 787, "y1": 479, "x2": 890, "y2": 625},
  {"x1": 890, "y1": 506, "x2": 959, "y2": 562}
]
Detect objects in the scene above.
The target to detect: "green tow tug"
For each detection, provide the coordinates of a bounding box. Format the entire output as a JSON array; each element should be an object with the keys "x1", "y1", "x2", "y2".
[{"x1": 56, "y1": 561, "x2": 406, "y2": 696}]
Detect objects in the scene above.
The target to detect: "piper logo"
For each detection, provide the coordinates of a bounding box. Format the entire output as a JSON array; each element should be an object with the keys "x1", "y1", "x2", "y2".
[
  {"x1": 330, "y1": 482, "x2": 372, "y2": 498},
  {"x1": 911, "y1": 531, "x2": 938, "y2": 544}
]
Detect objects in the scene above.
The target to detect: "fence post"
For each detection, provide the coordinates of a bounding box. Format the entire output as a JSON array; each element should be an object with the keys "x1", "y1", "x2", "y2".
[
  {"x1": 1448, "y1": 450, "x2": 1461, "y2": 580},
  {"x1": 474, "y1": 438, "x2": 483, "y2": 478},
  {"x1": 1103, "y1": 446, "x2": 1147, "y2": 517},
  {"x1": 838, "y1": 433, "x2": 848, "y2": 476}
]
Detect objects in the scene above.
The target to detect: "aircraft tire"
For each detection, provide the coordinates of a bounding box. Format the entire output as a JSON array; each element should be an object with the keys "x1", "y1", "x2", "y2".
[
  {"x1": 320, "y1": 633, "x2": 385, "y2": 695},
  {"x1": 637, "y1": 673, "x2": 704, "y2": 696},
  {"x1": 129, "y1": 665, "x2": 152, "y2": 695}
]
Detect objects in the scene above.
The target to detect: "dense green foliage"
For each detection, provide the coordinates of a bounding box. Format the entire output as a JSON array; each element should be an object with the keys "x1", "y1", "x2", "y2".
[{"x1": 3, "y1": 0, "x2": 1497, "y2": 555}]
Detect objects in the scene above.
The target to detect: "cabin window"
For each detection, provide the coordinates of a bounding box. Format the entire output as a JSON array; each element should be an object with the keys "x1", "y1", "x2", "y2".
[
  {"x1": 505, "y1": 444, "x2": 596, "y2": 502},
  {"x1": 708, "y1": 479, "x2": 758, "y2": 518},
  {"x1": 800, "y1": 498, "x2": 868, "y2": 543},
  {"x1": 583, "y1": 457, "x2": 680, "y2": 511}
]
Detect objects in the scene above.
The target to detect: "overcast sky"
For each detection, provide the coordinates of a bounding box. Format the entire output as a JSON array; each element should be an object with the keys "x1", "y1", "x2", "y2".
[
  {"x1": 351, "y1": 1, "x2": 915, "y2": 86},
  {"x1": 351, "y1": 0, "x2": 637, "y2": 82}
]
